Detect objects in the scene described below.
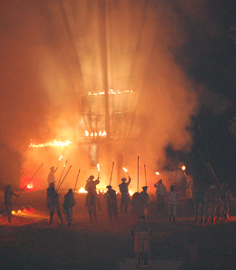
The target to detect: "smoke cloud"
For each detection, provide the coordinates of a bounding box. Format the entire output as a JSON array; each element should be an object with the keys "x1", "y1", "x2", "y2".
[{"x1": 1, "y1": 0, "x2": 222, "y2": 191}]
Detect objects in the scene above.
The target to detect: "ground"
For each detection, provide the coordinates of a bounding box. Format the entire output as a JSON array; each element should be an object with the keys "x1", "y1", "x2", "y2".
[{"x1": 0, "y1": 188, "x2": 236, "y2": 270}]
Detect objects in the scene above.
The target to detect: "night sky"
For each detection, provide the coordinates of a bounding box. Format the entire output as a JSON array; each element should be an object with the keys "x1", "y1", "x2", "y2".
[{"x1": 171, "y1": 0, "x2": 236, "y2": 187}]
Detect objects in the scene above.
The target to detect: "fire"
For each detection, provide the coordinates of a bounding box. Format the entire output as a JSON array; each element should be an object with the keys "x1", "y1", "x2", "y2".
[
  {"x1": 27, "y1": 184, "x2": 33, "y2": 189},
  {"x1": 78, "y1": 187, "x2": 87, "y2": 193},
  {"x1": 122, "y1": 167, "x2": 128, "y2": 173},
  {"x1": 155, "y1": 172, "x2": 159, "y2": 175},
  {"x1": 182, "y1": 166, "x2": 186, "y2": 171},
  {"x1": 97, "y1": 163, "x2": 100, "y2": 172},
  {"x1": 29, "y1": 140, "x2": 71, "y2": 148},
  {"x1": 84, "y1": 131, "x2": 106, "y2": 138},
  {"x1": 59, "y1": 155, "x2": 63, "y2": 160}
]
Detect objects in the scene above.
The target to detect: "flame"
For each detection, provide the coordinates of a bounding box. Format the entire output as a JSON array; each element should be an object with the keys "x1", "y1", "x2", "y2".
[
  {"x1": 27, "y1": 184, "x2": 33, "y2": 189},
  {"x1": 29, "y1": 140, "x2": 71, "y2": 148},
  {"x1": 123, "y1": 167, "x2": 128, "y2": 173},
  {"x1": 59, "y1": 155, "x2": 63, "y2": 160},
  {"x1": 182, "y1": 166, "x2": 186, "y2": 171},
  {"x1": 78, "y1": 187, "x2": 87, "y2": 193},
  {"x1": 97, "y1": 163, "x2": 100, "y2": 172},
  {"x1": 84, "y1": 131, "x2": 106, "y2": 138},
  {"x1": 155, "y1": 172, "x2": 159, "y2": 175}
]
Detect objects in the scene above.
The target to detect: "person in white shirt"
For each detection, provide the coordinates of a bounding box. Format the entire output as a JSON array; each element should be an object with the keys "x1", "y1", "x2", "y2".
[{"x1": 167, "y1": 185, "x2": 179, "y2": 223}]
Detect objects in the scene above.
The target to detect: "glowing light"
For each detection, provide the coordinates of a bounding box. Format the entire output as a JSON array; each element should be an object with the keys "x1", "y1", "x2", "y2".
[
  {"x1": 29, "y1": 140, "x2": 71, "y2": 148},
  {"x1": 182, "y1": 166, "x2": 186, "y2": 171},
  {"x1": 123, "y1": 167, "x2": 128, "y2": 173},
  {"x1": 155, "y1": 172, "x2": 159, "y2": 175},
  {"x1": 84, "y1": 131, "x2": 106, "y2": 138},
  {"x1": 18, "y1": 210, "x2": 21, "y2": 214},
  {"x1": 59, "y1": 155, "x2": 63, "y2": 160},
  {"x1": 27, "y1": 184, "x2": 33, "y2": 189},
  {"x1": 78, "y1": 187, "x2": 87, "y2": 193},
  {"x1": 11, "y1": 210, "x2": 15, "y2": 214},
  {"x1": 97, "y1": 163, "x2": 100, "y2": 172}
]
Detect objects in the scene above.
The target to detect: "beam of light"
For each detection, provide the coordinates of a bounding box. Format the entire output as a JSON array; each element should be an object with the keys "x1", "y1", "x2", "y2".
[
  {"x1": 29, "y1": 140, "x2": 71, "y2": 148},
  {"x1": 155, "y1": 172, "x2": 160, "y2": 175},
  {"x1": 182, "y1": 166, "x2": 186, "y2": 171}
]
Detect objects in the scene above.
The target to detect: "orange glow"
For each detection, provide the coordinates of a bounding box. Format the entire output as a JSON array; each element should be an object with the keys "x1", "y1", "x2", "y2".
[
  {"x1": 78, "y1": 187, "x2": 87, "y2": 193},
  {"x1": 59, "y1": 155, "x2": 63, "y2": 160},
  {"x1": 155, "y1": 172, "x2": 159, "y2": 175},
  {"x1": 182, "y1": 166, "x2": 186, "y2": 171},
  {"x1": 29, "y1": 140, "x2": 71, "y2": 148},
  {"x1": 84, "y1": 131, "x2": 106, "y2": 138},
  {"x1": 27, "y1": 184, "x2": 33, "y2": 189},
  {"x1": 97, "y1": 163, "x2": 100, "y2": 172}
]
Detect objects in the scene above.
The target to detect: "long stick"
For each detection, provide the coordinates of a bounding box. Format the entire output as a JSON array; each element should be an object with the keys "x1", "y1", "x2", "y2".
[
  {"x1": 137, "y1": 156, "x2": 139, "y2": 192},
  {"x1": 57, "y1": 165, "x2": 72, "y2": 191},
  {"x1": 13, "y1": 163, "x2": 43, "y2": 205},
  {"x1": 74, "y1": 169, "x2": 80, "y2": 191},
  {"x1": 56, "y1": 160, "x2": 67, "y2": 189},
  {"x1": 109, "y1": 162, "x2": 114, "y2": 185},
  {"x1": 207, "y1": 163, "x2": 221, "y2": 188},
  {"x1": 144, "y1": 164, "x2": 147, "y2": 186}
]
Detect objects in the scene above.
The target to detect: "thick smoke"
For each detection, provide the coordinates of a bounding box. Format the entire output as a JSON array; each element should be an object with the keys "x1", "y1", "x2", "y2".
[{"x1": 1, "y1": 0, "x2": 222, "y2": 191}]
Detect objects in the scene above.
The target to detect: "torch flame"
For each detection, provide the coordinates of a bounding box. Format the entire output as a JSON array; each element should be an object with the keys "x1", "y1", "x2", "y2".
[
  {"x1": 59, "y1": 155, "x2": 63, "y2": 160},
  {"x1": 155, "y1": 172, "x2": 159, "y2": 175},
  {"x1": 182, "y1": 166, "x2": 186, "y2": 171},
  {"x1": 29, "y1": 140, "x2": 71, "y2": 148},
  {"x1": 122, "y1": 167, "x2": 128, "y2": 173},
  {"x1": 97, "y1": 163, "x2": 100, "y2": 172}
]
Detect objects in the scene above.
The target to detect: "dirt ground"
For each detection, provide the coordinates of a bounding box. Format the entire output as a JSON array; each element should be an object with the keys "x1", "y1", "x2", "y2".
[{"x1": 0, "y1": 188, "x2": 236, "y2": 270}]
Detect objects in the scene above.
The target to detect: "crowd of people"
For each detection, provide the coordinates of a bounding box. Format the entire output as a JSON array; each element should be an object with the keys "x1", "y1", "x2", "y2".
[{"x1": 3, "y1": 167, "x2": 234, "y2": 228}]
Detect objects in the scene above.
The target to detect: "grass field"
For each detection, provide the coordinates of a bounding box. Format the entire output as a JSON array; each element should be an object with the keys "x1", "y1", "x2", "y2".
[{"x1": 0, "y1": 189, "x2": 236, "y2": 270}]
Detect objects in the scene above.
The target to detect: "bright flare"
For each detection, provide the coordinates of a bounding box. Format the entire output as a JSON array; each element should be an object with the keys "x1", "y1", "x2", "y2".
[
  {"x1": 29, "y1": 140, "x2": 71, "y2": 148},
  {"x1": 155, "y1": 172, "x2": 159, "y2": 175},
  {"x1": 123, "y1": 167, "x2": 128, "y2": 173},
  {"x1": 97, "y1": 163, "x2": 100, "y2": 172},
  {"x1": 59, "y1": 155, "x2": 63, "y2": 160},
  {"x1": 182, "y1": 166, "x2": 186, "y2": 171}
]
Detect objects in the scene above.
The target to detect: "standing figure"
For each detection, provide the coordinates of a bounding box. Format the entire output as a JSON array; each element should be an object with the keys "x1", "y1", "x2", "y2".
[
  {"x1": 47, "y1": 166, "x2": 58, "y2": 186},
  {"x1": 184, "y1": 171, "x2": 194, "y2": 204},
  {"x1": 219, "y1": 182, "x2": 231, "y2": 220},
  {"x1": 131, "y1": 192, "x2": 142, "y2": 223},
  {"x1": 139, "y1": 186, "x2": 149, "y2": 216},
  {"x1": 167, "y1": 185, "x2": 179, "y2": 223},
  {"x1": 4, "y1": 184, "x2": 18, "y2": 223},
  {"x1": 63, "y1": 189, "x2": 76, "y2": 226},
  {"x1": 47, "y1": 183, "x2": 63, "y2": 224},
  {"x1": 154, "y1": 179, "x2": 167, "y2": 211},
  {"x1": 193, "y1": 188, "x2": 206, "y2": 225},
  {"x1": 205, "y1": 185, "x2": 221, "y2": 224},
  {"x1": 104, "y1": 185, "x2": 118, "y2": 221},
  {"x1": 85, "y1": 175, "x2": 101, "y2": 210},
  {"x1": 118, "y1": 177, "x2": 131, "y2": 213},
  {"x1": 85, "y1": 187, "x2": 97, "y2": 223}
]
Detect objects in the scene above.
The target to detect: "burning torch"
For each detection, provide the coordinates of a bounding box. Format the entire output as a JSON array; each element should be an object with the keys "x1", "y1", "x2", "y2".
[
  {"x1": 155, "y1": 172, "x2": 160, "y2": 176},
  {"x1": 109, "y1": 162, "x2": 114, "y2": 185},
  {"x1": 122, "y1": 167, "x2": 129, "y2": 178},
  {"x1": 57, "y1": 155, "x2": 63, "y2": 168},
  {"x1": 56, "y1": 160, "x2": 67, "y2": 189},
  {"x1": 97, "y1": 163, "x2": 100, "y2": 179}
]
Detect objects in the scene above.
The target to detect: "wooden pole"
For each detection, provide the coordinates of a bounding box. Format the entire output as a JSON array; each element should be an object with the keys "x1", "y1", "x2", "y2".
[
  {"x1": 57, "y1": 165, "x2": 72, "y2": 191},
  {"x1": 74, "y1": 169, "x2": 81, "y2": 191},
  {"x1": 56, "y1": 160, "x2": 67, "y2": 189},
  {"x1": 13, "y1": 163, "x2": 43, "y2": 205},
  {"x1": 144, "y1": 164, "x2": 147, "y2": 186},
  {"x1": 137, "y1": 156, "x2": 139, "y2": 192},
  {"x1": 109, "y1": 162, "x2": 114, "y2": 185}
]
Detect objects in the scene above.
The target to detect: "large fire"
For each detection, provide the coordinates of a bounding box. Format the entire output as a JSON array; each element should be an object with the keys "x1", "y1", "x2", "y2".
[{"x1": 29, "y1": 140, "x2": 71, "y2": 148}]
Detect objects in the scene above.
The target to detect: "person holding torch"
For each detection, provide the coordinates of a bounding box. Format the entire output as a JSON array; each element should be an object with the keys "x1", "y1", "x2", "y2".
[{"x1": 119, "y1": 169, "x2": 131, "y2": 213}]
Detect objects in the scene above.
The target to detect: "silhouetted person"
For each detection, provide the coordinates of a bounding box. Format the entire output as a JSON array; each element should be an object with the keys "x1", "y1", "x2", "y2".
[
  {"x1": 219, "y1": 182, "x2": 232, "y2": 220},
  {"x1": 139, "y1": 186, "x2": 149, "y2": 216},
  {"x1": 193, "y1": 187, "x2": 206, "y2": 225},
  {"x1": 104, "y1": 185, "x2": 118, "y2": 221},
  {"x1": 47, "y1": 182, "x2": 63, "y2": 224},
  {"x1": 47, "y1": 166, "x2": 58, "y2": 186},
  {"x1": 167, "y1": 185, "x2": 179, "y2": 223},
  {"x1": 85, "y1": 175, "x2": 101, "y2": 211},
  {"x1": 184, "y1": 171, "x2": 194, "y2": 204},
  {"x1": 85, "y1": 187, "x2": 97, "y2": 223},
  {"x1": 154, "y1": 179, "x2": 167, "y2": 211},
  {"x1": 4, "y1": 184, "x2": 18, "y2": 223},
  {"x1": 205, "y1": 185, "x2": 221, "y2": 224},
  {"x1": 131, "y1": 192, "x2": 142, "y2": 223},
  {"x1": 63, "y1": 189, "x2": 76, "y2": 226},
  {"x1": 118, "y1": 177, "x2": 131, "y2": 213}
]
